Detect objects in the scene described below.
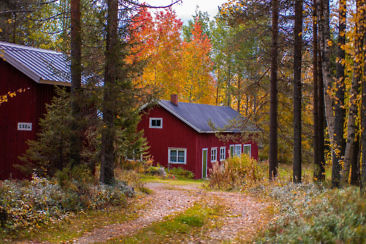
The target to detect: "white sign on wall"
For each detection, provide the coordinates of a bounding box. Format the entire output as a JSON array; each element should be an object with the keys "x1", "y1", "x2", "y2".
[{"x1": 17, "y1": 122, "x2": 32, "y2": 131}]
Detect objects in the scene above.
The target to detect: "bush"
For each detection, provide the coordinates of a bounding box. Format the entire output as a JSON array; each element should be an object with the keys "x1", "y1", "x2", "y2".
[
  {"x1": 120, "y1": 160, "x2": 144, "y2": 172},
  {"x1": 168, "y1": 167, "x2": 194, "y2": 179},
  {"x1": 146, "y1": 166, "x2": 166, "y2": 177},
  {"x1": 0, "y1": 173, "x2": 133, "y2": 234},
  {"x1": 208, "y1": 154, "x2": 264, "y2": 190},
  {"x1": 258, "y1": 184, "x2": 366, "y2": 243}
]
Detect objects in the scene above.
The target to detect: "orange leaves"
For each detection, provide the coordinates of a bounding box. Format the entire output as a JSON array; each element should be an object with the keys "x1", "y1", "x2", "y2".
[
  {"x1": 180, "y1": 20, "x2": 215, "y2": 104},
  {"x1": 127, "y1": 7, "x2": 215, "y2": 104}
]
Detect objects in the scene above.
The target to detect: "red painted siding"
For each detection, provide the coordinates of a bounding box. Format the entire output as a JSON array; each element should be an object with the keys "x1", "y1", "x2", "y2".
[
  {"x1": 138, "y1": 106, "x2": 199, "y2": 176},
  {"x1": 138, "y1": 105, "x2": 259, "y2": 179},
  {"x1": 0, "y1": 60, "x2": 55, "y2": 179}
]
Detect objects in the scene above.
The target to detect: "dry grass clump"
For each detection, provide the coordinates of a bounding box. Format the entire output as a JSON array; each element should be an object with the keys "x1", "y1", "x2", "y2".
[{"x1": 208, "y1": 154, "x2": 265, "y2": 191}]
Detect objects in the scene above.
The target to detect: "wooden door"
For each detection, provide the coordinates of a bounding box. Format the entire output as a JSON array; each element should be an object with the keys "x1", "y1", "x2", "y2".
[{"x1": 202, "y1": 148, "x2": 208, "y2": 178}]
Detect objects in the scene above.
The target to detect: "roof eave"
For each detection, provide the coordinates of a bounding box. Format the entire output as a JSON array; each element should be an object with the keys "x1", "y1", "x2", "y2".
[
  {"x1": 1, "y1": 51, "x2": 41, "y2": 83},
  {"x1": 199, "y1": 130, "x2": 261, "y2": 134},
  {"x1": 39, "y1": 79, "x2": 71, "y2": 86},
  {"x1": 1, "y1": 50, "x2": 70, "y2": 86}
]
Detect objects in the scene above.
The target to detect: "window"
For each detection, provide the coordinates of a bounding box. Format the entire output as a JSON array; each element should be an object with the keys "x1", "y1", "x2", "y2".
[
  {"x1": 243, "y1": 144, "x2": 252, "y2": 158},
  {"x1": 220, "y1": 147, "x2": 226, "y2": 161},
  {"x1": 149, "y1": 118, "x2": 163, "y2": 128},
  {"x1": 234, "y1": 144, "x2": 242, "y2": 156},
  {"x1": 229, "y1": 145, "x2": 235, "y2": 157},
  {"x1": 211, "y1": 148, "x2": 217, "y2": 162},
  {"x1": 168, "y1": 148, "x2": 186, "y2": 164},
  {"x1": 126, "y1": 149, "x2": 143, "y2": 161}
]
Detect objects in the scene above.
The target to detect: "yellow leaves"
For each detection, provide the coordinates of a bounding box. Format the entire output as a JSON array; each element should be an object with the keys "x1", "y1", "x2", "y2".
[
  {"x1": 327, "y1": 40, "x2": 333, "y2": 47},
  {"x1": 8, "y1": 91, "x2": 16, "y2": 98},
  {"x1": 0, "y1": 88, "x2": 30, "y2": 105}
]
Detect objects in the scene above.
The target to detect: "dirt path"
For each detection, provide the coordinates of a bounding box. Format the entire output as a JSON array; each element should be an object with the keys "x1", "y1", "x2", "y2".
[
  {"x1": 205, "y1": 191, "x2": 272, "y2": 243},
  {"x1": 76, "y1": 183, "x2": 202, "y2": 243},
  {"x1": 75, "y1": 182, "x2": 272, "y2": 243}
]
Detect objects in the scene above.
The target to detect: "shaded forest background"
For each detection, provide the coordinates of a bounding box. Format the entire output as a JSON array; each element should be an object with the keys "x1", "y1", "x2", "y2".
[{"x1": 0, "y1": 0, "x2": 365, "y2": 189}]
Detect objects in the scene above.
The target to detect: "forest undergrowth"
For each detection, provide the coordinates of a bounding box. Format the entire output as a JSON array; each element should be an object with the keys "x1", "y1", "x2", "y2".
[{"x1": 207, "y1": 154, "x2": 366, "y2": 243}]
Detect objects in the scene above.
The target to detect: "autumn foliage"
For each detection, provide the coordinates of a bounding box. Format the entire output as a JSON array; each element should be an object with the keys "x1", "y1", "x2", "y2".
[{"x1": 128, "y1": 8, "x2": 215, "y2": 104}]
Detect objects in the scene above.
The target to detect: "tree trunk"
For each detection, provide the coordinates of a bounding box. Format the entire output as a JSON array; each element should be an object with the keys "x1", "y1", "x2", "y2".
[
  {"x1": 317, "y1": 45, "x2": 326, "y2": 181},
  {"x1": 313, "y1": 0, "x2": 325, "y2": 182},
  {"x1": 226, "y1": 62, "x2": 232, "y2": 107},
  {"x1": 350, "y1": 136, "x2": 360, "y2": 186},
  {"x1": 313, "y1": 12, "x2": 320, "y2": 180},
  {"x1": 216, "y1": 70, "x2": 220, "y2": 106},
  {"x1": 342, "y1": 0, "x2": 362, "y2": 184},
  {"x1": 70, "y1": 0, "x2": 82, "y2": 168},
  {"x1": 361, "y1": 62, "x2": 366, "y2": 195},
  {"x1": 361, "y1": 0, "x2": 366, "y2": 195},
  {"x1": 237, "y1": 75, "x2": 241, "y2": 112},
  {"x1": 318, "y1": 0, "x2": 338, "y2": 186},
  {"x1": 269, "y1": 0, "x2": 279, "y2": 180},
  {"x1": 293, "y1": 0, "x2": 303, "y2": 183},
  {"x1": 100, "y1": 0, "x2": 118, "y2": 185},
  {"x1": 332, "y1": 0, "x2": 347, "y2": 187}
]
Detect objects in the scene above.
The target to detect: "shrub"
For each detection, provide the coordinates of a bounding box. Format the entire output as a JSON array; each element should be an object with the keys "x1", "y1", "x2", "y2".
[
  {"x1": 168, "y1": 167, "x2": 194, "y2": 179},
  {"x1": 146, "y1": 166, "x2": 166, "y2": 177},
  {"x1": 0, "y1": 173, "x2": 133, "y2": 235},
  {"x1": 208, "y1": 154, "x2": 264, "y2": 190},
  {"x1": 258, "y1": 184, "x2": 366, "y2": 243},
  {"x1": 120, "y1": 160, "x2": 144, "y2": 172}
]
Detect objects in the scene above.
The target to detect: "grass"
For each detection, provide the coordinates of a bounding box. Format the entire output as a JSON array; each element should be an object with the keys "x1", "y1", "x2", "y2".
[
  {"x1": 140, "y1": 174, "x2": 205, "y2": 186},
  {"x1": 108, "y1": 200, "x2": 225, "y2": 243},
  {"x1": 1, "y1": 196, "x2": 146, "y2": 243}
]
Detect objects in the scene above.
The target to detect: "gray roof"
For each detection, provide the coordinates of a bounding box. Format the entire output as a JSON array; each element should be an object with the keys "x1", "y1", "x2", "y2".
[
  {"x1": 0, "y1": 41, "x2": 76, "y2": 86},
  {"x1": 159, "y1": 100, "x2": 258, "y2": 133}
]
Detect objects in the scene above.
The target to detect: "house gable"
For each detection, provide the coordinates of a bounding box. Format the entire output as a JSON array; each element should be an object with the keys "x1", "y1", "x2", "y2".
[
  {"x1": 139, "y1": 102, "x2": 259, "y2": 179},
  {"x1": 0, "y1": 58, "x2": 56, "y2": 179}
]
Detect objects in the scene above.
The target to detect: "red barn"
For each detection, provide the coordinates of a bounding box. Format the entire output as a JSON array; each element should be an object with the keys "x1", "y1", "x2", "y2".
[
  {"x1": 0, "y1": 42, "x2": 72, "y2": 179},
  {"x1": 138, "y1": 95, "x2": 259, "y2": 179}
]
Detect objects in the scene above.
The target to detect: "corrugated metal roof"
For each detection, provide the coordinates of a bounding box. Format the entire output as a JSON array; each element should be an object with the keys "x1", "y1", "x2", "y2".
[
  {"x1": 159, "y1": 100, "x2": 258, "y2": 133},
  {"x1": 0, "y1": 41, "x2": 81, "y2": 86}
]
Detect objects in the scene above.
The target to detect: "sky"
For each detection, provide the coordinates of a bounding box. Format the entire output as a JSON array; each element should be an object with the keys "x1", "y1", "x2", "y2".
[{"x1": 150, "y1": 0, "x2": 227, "y2": 22}]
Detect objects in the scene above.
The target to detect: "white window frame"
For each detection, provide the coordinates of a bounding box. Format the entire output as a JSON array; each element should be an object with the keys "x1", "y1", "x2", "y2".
[
  {"x1": 168, "y1": 148, "x2": 187, "y2": 164},
  {"x1": 229, "y1": 145, "x2": 235, "y2": 157},
  {"x1": 220, "y1": 146, "x2": 226, "y2": 161},
  {"x1": 243, "y1": 144, "x2": 252, "y2": 158},
  {"x1": 211, "y1": 147, "x2": 217, "y2": 162},
  {"x1": 126, "y1": 149, "x2": 143, "y2": 161},
  {"x1": 149, "y1": 117, "x2": 163, "y2": 128},
  {"x1": 235, "y1": 144, "x2": 242, "y2": 156}
]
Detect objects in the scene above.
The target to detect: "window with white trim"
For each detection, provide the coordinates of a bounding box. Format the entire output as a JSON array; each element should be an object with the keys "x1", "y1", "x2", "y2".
[
  {"x1": 220, "y1": 147, "x2": 226, "y2": 161},
  {"x1": 243, "y1": 144, "x2": 252, "y2": 158},
  {"x1": 234, "y1": 144, "x2": 242, "y2": 156},
  {"x1": 149, "y1": 118, "x2": 163, "y2": 128},
  {"x1": 168, "y1": 148, "x2": 186, "y2": 164},
  {"x1": 211, "y1": 147, "x2": 217, "y2": 162}
]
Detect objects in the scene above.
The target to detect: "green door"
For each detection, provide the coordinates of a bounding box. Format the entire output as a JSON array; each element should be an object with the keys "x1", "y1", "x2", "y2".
[{"x1": 202, "y1": 149, "x2": 208, "y2": 178}]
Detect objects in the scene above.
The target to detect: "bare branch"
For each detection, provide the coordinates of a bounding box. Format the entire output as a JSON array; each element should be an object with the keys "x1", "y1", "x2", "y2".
[{"x1": 121, "y1": 0, "x2": 182, "y2": 9}]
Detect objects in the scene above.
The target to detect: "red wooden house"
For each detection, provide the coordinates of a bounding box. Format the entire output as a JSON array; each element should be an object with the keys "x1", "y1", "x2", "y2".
[
  {"x1": 0, "y1": 42, "x2": 72, "y2": 179},
  {"x1": 138, "y1": 95, "x2": 259, "y2": 179}
]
